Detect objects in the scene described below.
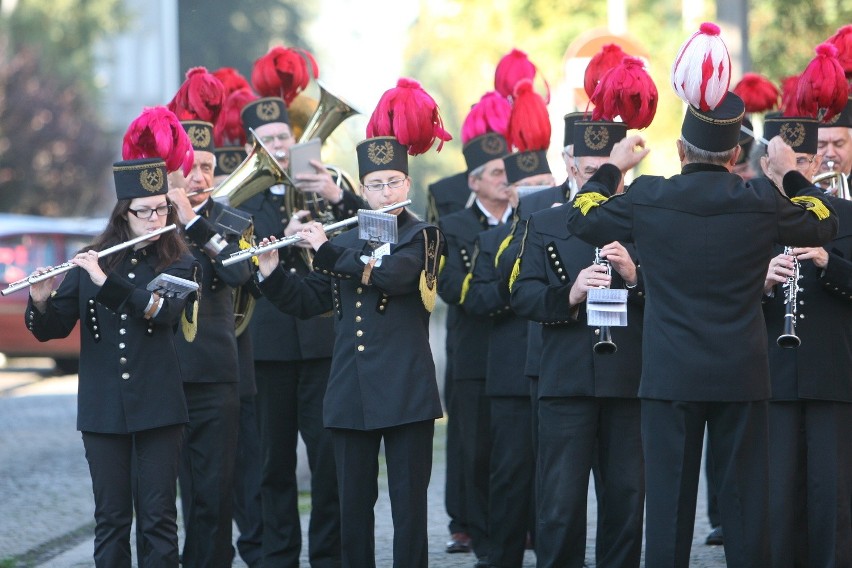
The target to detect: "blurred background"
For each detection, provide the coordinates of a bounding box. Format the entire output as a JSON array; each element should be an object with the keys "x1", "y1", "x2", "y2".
[{"x1": 0, "y1": 0, "x2": 849, "y2": 218}]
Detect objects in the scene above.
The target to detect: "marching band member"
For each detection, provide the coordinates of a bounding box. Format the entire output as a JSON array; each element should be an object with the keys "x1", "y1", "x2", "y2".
[
  {"x1": 817, "y1": 95, "x2": 852, "y2": 183},
  {"x1": 255, "y1": 77, "x2": 448, "y2": 568},
  {"x1": 237, "y1": 46, "x2": 363, "y2": 567},
  {"x1": 26, "y1": 157, "x2": 198, "y2": 567},
  {"x1": 566, "y1": 23, "x2": 838, "y2": 567},
  {"x1": 512, "y1": 116, "x2": 646, "y2": 568},
  {"x1": 761, "y1": 78, "x2": 852, "y2": 567}
]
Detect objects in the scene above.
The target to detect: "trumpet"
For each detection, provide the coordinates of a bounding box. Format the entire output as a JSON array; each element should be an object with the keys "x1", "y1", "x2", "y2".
[
  {"x1": 1, "y1": 224, "x2": 178, "y2": 296},
  {"x1": 814, "y1": 162, "x2": 851, "y2": 201},
  {"x1": 592, "y1": 247, "x2": 617, "y2": 355},
  {"x1": 777, "y1": 245, "x2": 802, "y2": 348},
  {"x1": 221, "y1": 200, "x2": 411, "y2": 267}
]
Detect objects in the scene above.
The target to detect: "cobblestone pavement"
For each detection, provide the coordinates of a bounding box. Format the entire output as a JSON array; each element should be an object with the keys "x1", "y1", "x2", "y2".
[{"x1": 0, "y1": 359, "x2": 726, "y2": 567}]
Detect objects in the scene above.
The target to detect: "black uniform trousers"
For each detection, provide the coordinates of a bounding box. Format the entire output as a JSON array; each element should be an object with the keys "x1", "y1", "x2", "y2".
[
  {"x1": 768, "y1": 400, "x2": 852, "y2": 568},
  {"x1": 642, "y1": 399, "x2": 770, "y2": 568},
  {"x1": 82, "y1": 424, "x2": 184, "y2": 568},
  {"x1": 488, "y1": 396, "x2": 534, "y2": 568},
  {"x1": 255, "y1": 358, "x2": 340, "y2": 567},
  {"x1": 451, "y1": 378, "x2": 492, "y2": 559},
  {"x1": 331, "y1": 420, "x2": 435, "y2": 568},
  {"x1": 231, "y1": 392, "x2": 263, "y2": 567},
  {"x1": 536, "y1": 397, "x2": 643, "y2": 568},
  {"x1": 179, "y1": 382, "x2": 240, "y2": 568},
  {"x1": 444, "y1": 347, "x2": 468, "y2": 536},
  {"x1": 705, "y1": 437, "x2": 721, "y2": 529}
]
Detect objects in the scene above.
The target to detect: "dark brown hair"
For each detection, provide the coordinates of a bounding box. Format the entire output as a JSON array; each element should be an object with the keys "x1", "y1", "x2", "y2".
[{"x1": 88, "y1": 198, "x2": 189, "y2": 273}]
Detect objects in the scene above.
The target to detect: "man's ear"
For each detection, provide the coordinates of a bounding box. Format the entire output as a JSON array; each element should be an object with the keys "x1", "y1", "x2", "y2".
[
  {"x1": 468, "y1": 174, "x2": 479, "y2": 193},
  {"x1": 676, "y1": 139, "x2": 685, "y2": 162},
  {"x1": 727, "y1": 145, "x2": 742, "y2": 168}
]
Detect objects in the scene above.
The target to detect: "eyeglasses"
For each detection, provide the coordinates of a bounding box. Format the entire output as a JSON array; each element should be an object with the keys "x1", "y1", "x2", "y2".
[
  {"x1": 128, "y1": 205, "x2": 172, "y2": 219},
  {"x1": 258, "y1": 132, "x2": 293, "y2": 145},
  {"x1": 795, "y1": 156, "x2": 816, "y2": 166},
  {"x1": 362, "y1": 176, "x2": 408, "y2": 192}
]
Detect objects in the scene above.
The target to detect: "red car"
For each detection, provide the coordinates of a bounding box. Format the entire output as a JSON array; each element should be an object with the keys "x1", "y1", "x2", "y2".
[{"x1": 0, "y1": 213, "x2": 106, "y2": 373}]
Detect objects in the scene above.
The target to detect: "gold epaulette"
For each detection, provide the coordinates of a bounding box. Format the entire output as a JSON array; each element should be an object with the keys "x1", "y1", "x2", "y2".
[
  {"x1": 181, "y1": 264, "x2": 201, "y2": 342},
  {"x1": 791, "y1": 196, "x2": 831, "y2": 220},
  {"x1": 573, "y1": 192, "x2": 609, "y2": 215}
]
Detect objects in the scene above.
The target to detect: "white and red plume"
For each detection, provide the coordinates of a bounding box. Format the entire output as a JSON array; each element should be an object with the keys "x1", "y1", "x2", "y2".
[
  {"x1": 366, "y1": 78, "x2": 453, "y2": 156},
  {"x1": 671, "y1": 22, "x2": 731, "y2": 111},
  {"x1": 732, "y1": 73, "x2": 779, "y2": 113},
  {"x1": 460, "y1": 91, "x2": 512, "y2": 145},
  {"x1": 591, "y1": 56, "x2": 658, "y2": 129},
  {"x1": 167, "y1": 67, "x2": 226, "y2": 124},
  {"x1": 795, "y1": 43, "x2": 849, "y2": 122},
  {"x1": 251, "y1": 46, "x2": 319, "y2": 106},
  {"x1": 507, "y1": 79, "x2": 551, "y2": 153},
  {"x1": 122, "y1": 106, "x2": 194, "y2": 176}
]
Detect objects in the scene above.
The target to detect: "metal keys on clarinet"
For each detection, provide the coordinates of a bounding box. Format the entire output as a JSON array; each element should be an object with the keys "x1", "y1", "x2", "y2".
[
  {"x1": 592, "y1": 247, "x2": 618, "y2": 354},
  {"x1": 777, "y1": 246, "x2": 802, "y2": 348}
]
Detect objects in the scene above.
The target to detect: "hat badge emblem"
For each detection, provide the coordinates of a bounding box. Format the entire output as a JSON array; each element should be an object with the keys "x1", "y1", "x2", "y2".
[
  {"x1": 221, "y1": 152, "x2": 241, "y2": 173},
  {"x1": 367, "y1": 141, "x2": 394, "y2": 165},
  {"x1": 188, "y1": 125, "x2": 211, "y2": 148},
  {"x1": 779, "y1": 122, "x2": 806, "y2": 148},
  {"x1": 257, "y1": 101, "x2": 281, "y2": 121},
  {"x1": 517, "y1": 151, "x2": 539, "y2": 173},
  {"x1": 584, "y1": 125, "x2": 610, "y2": 151},
  {"x1": 482, "y1": 134, "x2": 505, "y2": 156},
  {"x1": 139, "y1": 168, "x2": 164, "y2": 193}
]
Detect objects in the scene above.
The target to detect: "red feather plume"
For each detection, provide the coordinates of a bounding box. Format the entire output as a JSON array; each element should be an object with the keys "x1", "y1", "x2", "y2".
[
  {"x1": 365, "y1": 78, "x2": 453, "y2": 156},
  {"x1": 795, "y1": 43, "x2": 849, "y2": 122},
  {"x1": 827, "y1": 25, "x2": 852, "y2": 76},
  {"x1": 167, "y1": 67, "x2": 226, "y2": 124},
  {"x1": 732, "y1": 72, "x2": 779, "y2": 113},
  {"x1": 460, "y1": 91, "x2": 512, "y2": 145},
  {"x1": 214, "y1": 88, "x2": 257, "y2": 147},
  {"x1": 122, "y1": 106, "x2": 194, "y2": 176},
  {"x1": 779, "y1": 75, "x2": 800, "y2": 115},
  {"x1": 251, "y1": 46, "x2": 319, "y2": 106},
  {"x1": 507, "y1": 79, "x2": 551, "y2": 152},
  {"x1": 584, "y1": 44, "x2": 628, "y2": 99},
  {"x1": 590, "y1": 56, "x2": 658, "y2": 129},
  {"x1": 494, "y1": 48, "x2": 550, "y2": 103},
  {"x1": 212, "y1": 67, "x2": 251, "y2": 97}
]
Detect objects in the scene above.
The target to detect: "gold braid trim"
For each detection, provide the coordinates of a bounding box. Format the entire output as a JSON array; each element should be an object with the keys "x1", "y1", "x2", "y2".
[
  {"x1": 419, "y1": 228, "x2": 441, "y2": 312},
  {"x1": 494, "y1": 218, "x2": 518, "y2": 267},
  {"x1": 181, "y1": 298, "x2": 199, "y2": 342},
  {"x1": 791, "y1": 196, "x2": 831, "y2": 221},
  {"x1": 573, "y1": 192, "x2": 609, "y2": 216},
  {"x1": 508, "y1": 222, "x2": 532, "y2": 293}
]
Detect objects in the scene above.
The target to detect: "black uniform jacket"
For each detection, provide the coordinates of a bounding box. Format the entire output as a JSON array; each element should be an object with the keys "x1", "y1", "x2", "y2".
[
  {"x1": 258, "y1": 209, "x2": 444, "y2": 430},
  {"x1": 426, "y1": 171, "x2": 470, "y2": 224},
  {"x1": 464, "y1": 223, "x2": 528, "y2": 397},
  {"x1": 512, "y1": 204, "x2": 644, "y2": 399},
  {"x1": 764, "y1": 195, "x2": 852, "y2": 402},
  {"x1": 503, "y1": 182, "x2": 571, "y2": 378},
  {"x1": 174, "y1": 199, "x2": 253, "y2": 383},
  {"x1": 26, "y1": 246, "x2": 197, "y2": 433},
  {"x1": 239, "y1": 188, "x2": 362, "y2": 362},
  {"x1": 438, "y1": 205, "x2": 496, "y2": 380},
  {"x1": 567, "y1": 163, "x2": 839, "y2": 402}
]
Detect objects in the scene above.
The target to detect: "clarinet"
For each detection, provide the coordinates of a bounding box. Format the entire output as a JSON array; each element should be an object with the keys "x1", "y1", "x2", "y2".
[
  {"x1": 592, "y1": 247, "x2": 617, "y2": 354},
  {"x1": 777, "y1": 246, "x2": 801, "y2": 348}
]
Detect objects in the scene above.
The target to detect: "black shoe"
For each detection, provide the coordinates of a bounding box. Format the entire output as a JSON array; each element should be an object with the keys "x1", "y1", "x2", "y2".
[
  {"x1": 706, "y1": 526, "x2": 723, "y2": 546},
  {"x1": 474, "y1": 558, "x2": 489, "y2": 567},
  {"x1": 446, "y1": 532, "x2": 472, "y2": 553}
]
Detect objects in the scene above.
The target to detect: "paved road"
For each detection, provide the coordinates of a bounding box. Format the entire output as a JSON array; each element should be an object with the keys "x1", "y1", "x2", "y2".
[{"x1": 0, "y1": 358, "x2": 727, "y2": 567}]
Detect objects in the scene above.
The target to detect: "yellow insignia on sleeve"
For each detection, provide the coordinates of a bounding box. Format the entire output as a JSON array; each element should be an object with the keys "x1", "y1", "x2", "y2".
[
  {"x1": 419, "y1": 228, "x2": 441, "y2": 312},
  {"x1": 791, "y1": 196, "x2": 831, "y2": 221},
  {"x1": 459, "y1": 272, "x2": 473, "y2": 305},
  {"x1": 573, "y1": 192, "x2": 609, "y2": 216},
  {"x1": 508, "y1": 222, "x2": 532, "y2": 293},
  {"x1": 182, "y1": 299, "x2": 199, "y2": 342}
]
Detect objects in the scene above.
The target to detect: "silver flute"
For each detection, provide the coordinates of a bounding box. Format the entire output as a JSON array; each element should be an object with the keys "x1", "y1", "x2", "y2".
[
  {"x1": 1, "y1": 224, "x2": 178, "y2": 296},
  {"x1": 222, "y1": 200, "x2": 411, "y2": 267}
]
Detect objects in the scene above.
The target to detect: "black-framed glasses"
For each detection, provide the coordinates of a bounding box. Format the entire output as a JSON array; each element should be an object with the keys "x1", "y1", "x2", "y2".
[
  {"x1": 258, "y1": 132, "x2": 293, "y2": 145},
  {"x1": 362, "y1": 176, "x2": 408, "y2": 192},
  {"x1": 128, "y1": 205, "x2": 172, "y2": 219}
]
